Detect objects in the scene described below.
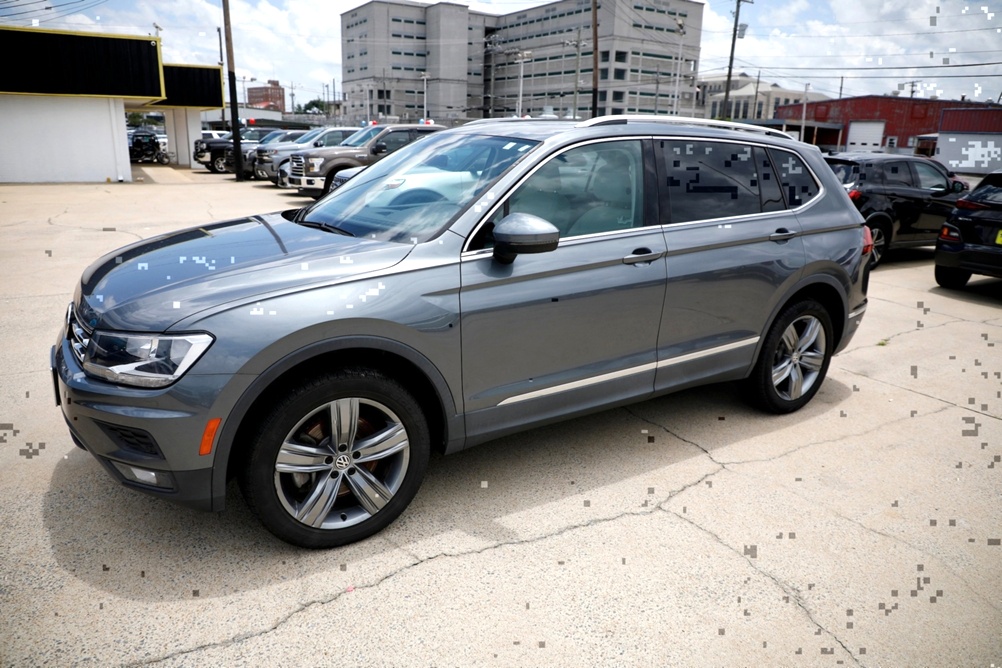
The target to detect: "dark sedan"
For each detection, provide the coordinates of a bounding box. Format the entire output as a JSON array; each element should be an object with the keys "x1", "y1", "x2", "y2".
[{"x1": 934, "y1": 170, "x2": 1002, "y2": 289}]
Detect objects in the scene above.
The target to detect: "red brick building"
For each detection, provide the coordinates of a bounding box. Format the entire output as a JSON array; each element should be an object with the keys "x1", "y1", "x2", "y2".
[
  {"x1": 773, "y1": 95, "x2": 993, "y2": 153},
  {"x1": 248, "y1": 79, "x2": 286, "y2": 113}
]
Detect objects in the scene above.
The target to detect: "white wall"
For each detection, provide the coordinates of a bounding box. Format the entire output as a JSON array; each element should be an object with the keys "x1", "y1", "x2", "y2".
[
  {"x1": 163, "y1": 108, "x2": 202, "y2": 167},
  {"x1": 937, "y1": 134, "x2": 1002, "y2": 176},
  {"x1": 0, "y1": 94, "x2": 132, "y2": 183}
]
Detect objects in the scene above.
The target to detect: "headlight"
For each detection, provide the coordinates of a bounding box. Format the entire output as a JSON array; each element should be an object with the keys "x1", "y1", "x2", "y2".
[
  {"x1": 308, "y1": 157, "x2": 325, "y2": 173},
  {"x1": 83, "y1": 332, "x2": 214, "y2": 388}
]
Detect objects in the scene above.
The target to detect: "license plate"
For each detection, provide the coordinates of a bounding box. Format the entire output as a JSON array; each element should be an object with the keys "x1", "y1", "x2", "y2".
[{"x1": 995, "y1": 229, "x2": 1002, "y2": 245}]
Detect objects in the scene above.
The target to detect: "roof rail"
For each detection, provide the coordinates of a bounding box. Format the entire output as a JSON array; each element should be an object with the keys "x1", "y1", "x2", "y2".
[
  {"x1": 576, "y1": 114, "x2": 794, "y2": 140},
  {"x1": 464, "y1": 116, "x2": 573, "y2": 126}
]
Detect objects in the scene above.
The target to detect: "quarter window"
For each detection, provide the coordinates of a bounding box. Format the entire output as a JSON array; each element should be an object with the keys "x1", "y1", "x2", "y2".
[{"x1": 770, "y1": 149, "x2": 820, "y2": 208}]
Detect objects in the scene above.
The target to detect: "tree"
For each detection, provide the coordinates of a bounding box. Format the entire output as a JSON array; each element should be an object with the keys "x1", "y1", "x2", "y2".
[
  {"x1": 301, "y1": 98, "x2": 326, "y2": 114},
  {"x1": 126, "y1": 111, "x2": 146, "y2": 127}
]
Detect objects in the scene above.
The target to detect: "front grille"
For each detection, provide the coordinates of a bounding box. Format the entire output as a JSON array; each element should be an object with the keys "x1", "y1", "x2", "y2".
[
  {"x1": 67, "y1": 303, "x2": 91, "y2": 365},
  {"x1": 290, "y1": 155, "x2": 305, "y2": 177}
]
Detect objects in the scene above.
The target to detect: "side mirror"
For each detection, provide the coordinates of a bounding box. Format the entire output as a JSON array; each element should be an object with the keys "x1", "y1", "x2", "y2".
[
  {"x1": 314, "y1": 140, "x2": 323, "y2": 147},
  {"x1": 372, "y1": 142, "x2": 387, "y2": 155},
  {"x1": 492, "y1": 213, "x2": 560, "y2": 264},
  {"x1": 953, "y1": 180, "x2": 967, "y2": 193}
]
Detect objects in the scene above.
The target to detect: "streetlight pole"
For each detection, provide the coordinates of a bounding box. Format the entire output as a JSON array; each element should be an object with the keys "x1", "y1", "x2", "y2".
[
  {"x1": 565, "y1": 28, "x2": 586, "y2": 119},
  {"x1": 420, "y1": 72, "x2": 430, "y2": 119},
  {"x1": 515, "y1": 51, "x2": 531, "y2": 117},
  {"x1": 672, "y1": 18, "x2": 685, "y2": 115}
]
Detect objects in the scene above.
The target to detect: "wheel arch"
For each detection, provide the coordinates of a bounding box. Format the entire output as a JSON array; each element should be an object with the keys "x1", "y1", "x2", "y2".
[
  {"x1": 770, "y1": 277, "x2": 848, "y2": 353},
  {"x1": 210, "y1": 337, "x2": 461, "y2": 511}
]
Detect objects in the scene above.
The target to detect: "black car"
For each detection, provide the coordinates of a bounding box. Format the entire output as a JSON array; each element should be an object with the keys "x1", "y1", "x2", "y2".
[
  {"x1": 934, "y1": 170, "x2": 1002, "y2": 289},
  {"x1": 825, "y1": 153, "x2": 967, "y2": 267}
]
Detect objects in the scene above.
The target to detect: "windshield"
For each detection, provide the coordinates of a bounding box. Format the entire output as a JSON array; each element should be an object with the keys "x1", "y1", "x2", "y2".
[
  {"x1": 259, "y1": 130, "x2": 288, "y2": 144},
  {"x1": 340, "y1": 126, "x2": 382, "y2": 147},
  {"x1": 295, "y1": 128, "x2": 325, "y2": 144},
  {"x1": 298, "y1": 131, "x2": 540, "y2": 244}
]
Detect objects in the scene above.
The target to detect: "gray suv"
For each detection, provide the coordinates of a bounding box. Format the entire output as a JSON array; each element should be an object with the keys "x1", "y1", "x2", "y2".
[{"x1": 52, "y1": 116, "x2": 870, "y2": 548}]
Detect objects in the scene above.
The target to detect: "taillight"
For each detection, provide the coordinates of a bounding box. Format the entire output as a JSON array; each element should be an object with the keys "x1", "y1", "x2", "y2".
[
  {"x1": 848, "y1": 189, "x2": 863, "y2": 202},
  {"x1": 955, "y1": 198, "x2": 989, "y2": 210},
  {"x1": 861, "y1": 225, "x2": 873, "y2": 256},
  {"x1": 938, "y1": 224, "x2": 962, "y2": 242}
]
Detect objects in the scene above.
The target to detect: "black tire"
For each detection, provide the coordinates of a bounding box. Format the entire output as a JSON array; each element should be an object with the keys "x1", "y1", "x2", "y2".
[
  {"x1": 157, "y1": 152, "x2": 170, "y2": 165},
  {"x1": 211, "y1": 153, "x2": 227, "y2": 174},
  {"x1": 239, "y1": 368, "x2": 430, "y2": 548},
  {"x1": 745, "y1": 300, "x2": 833, "y2": 414},
  {"x1": 934, "y1": 265, "x2": 971, "y2": 289},
  {"x1": 866, "y1": 219, "x2": 891, "y2": 268}
]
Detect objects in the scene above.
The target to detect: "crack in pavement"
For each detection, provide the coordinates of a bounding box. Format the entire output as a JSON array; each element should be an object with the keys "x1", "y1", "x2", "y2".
[
  {"x1": 622, "y1": 405, "x2": 727, "y2": 467},
  {"x1": 836, "y1": 367, "x2": 1002, "y2": 422},
  {"x1": 133, "y1": 469, "x2": 725, "y2": 666},
  {"x1": 665, "y1": 507, "x2": 864, "y2": 667},
  {"x1": 45, "y1": 216, "x2": 144, "y2": 242}
]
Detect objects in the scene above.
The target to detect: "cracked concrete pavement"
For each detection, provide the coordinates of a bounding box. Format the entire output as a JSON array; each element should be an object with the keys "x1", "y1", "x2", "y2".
[{"x1": 1, "y1": 167, "x2": 1000, "y2": 666}]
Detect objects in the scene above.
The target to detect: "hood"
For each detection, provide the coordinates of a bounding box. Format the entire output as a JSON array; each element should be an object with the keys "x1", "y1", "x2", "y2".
[
  {"x1": 258, "y1": 139, "x2": 315, "y2": 154},
  {"x1": 299, "y1": 145, "x2": 371, "y2": 159},
  {"x1": 76, "y1": 212, "x2": 412, "y2": 332}
]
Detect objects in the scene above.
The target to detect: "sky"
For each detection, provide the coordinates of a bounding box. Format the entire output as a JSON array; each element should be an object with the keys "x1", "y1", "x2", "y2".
[{"x1": 1, "y1": 0, "x2": 999, "y2": 107}]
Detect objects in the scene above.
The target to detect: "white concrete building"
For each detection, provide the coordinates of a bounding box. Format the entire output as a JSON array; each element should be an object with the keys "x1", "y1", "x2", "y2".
[
  {"x1": 341, "y1": 0, "x2": 704, "y2": 124},
  {"x1": 696, "y1": 72, "x2": 829, "y2": 121}
]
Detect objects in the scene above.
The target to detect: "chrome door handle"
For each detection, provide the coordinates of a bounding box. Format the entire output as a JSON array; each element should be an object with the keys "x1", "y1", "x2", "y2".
[{"x1": 623, "y1": 248, "x2": 665, "y2": 265}]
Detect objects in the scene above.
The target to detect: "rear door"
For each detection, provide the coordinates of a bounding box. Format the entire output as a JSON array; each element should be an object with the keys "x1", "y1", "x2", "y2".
[
  {"x1": 653, "y1": 139, "x2": 807, "y2": 391},
  {"x1": 911, "y1": 160, "x2": 960, "y2": 237}
]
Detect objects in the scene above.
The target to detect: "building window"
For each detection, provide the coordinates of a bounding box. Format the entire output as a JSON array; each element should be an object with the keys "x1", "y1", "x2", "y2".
[
  {"x1": 600, "y1": 68, "x2": 608, "y2": 80},
  {"x1": 615, "y1": 51, "x2": 628, "y2": 63},
  {"x1": 613, "y1": 91, "x2": 624, "y2": 102},
  {"x1": 600, "y1": 51, "x2": 610, "y2": 62},
  {"x1": 614, "y1": 68, "x2": 626, "y2": 80}
]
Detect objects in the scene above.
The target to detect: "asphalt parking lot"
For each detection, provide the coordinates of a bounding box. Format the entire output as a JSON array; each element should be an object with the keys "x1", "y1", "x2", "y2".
[{"x1": 1, "y1": 164, "x2": 1000, "y2": 667}]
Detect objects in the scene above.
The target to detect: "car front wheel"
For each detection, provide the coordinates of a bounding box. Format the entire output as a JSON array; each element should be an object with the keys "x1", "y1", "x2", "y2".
[
  {"x1": 211, "y1": 154, "x2": 227, "y2": 174},
  {"x1": 239, "y1": 368, "x2": 430, "y2": 548},
  {"x1": 745, "y1": 300, "x2": 833, "y2": 414}
]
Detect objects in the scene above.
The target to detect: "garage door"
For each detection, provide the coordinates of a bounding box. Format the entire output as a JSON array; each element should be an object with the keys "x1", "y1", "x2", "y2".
[{"x1": 846, "y1": 121, "x2": 885, "y2": 152}]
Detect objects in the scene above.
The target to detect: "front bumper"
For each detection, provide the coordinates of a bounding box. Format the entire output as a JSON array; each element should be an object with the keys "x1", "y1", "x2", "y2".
[
  {"x1": 289, "y1": 174, "x2": 323, "y2": 189},
  {"x1": 51, "y1": 336, "x2": 228, "y2": 512}
]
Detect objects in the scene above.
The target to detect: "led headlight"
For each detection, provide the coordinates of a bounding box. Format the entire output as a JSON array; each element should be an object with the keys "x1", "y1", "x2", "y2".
[
  {"x1": 308, "y1": 157, "x2": 325, "y2": 174},
  {"x1": 83, "y1": 332, "x2": 213, "y2": 388}
]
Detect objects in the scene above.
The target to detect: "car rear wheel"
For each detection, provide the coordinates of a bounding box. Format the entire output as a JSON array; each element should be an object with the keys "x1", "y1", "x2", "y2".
[
  {"x1": 866, "y1": 219, "x2": 891, "y2": 268},
  {"x1": 934, "y1": 265, "x2": 972, "y2": 289},
  {"x1": 239, "y1": 368, "x2": 430, "y2": 548},
  {"x1": 745, "y1": 300, "x2": 833, "y2": 414}
]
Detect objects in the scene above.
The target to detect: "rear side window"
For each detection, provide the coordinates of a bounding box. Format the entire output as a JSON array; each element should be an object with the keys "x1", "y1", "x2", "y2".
[
  {"x1": 659, "y1": 140, "x2": 791, "y2": 224},
  {"x1": 770, "y1": 149, "x2": 820, "y2": 208}
]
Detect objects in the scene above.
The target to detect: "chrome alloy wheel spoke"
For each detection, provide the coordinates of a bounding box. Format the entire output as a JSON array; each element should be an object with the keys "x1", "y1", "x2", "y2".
[
  {"x1": 296, "y1": 472, "x2": 344, "y2": 528},
  {"x1": 330, "y1": 398, "x2": 359, "y2": 450},
  {"x1": 344, "y1": 466, "x2": 393, "y2": 516},
  {"x1": 275, "y1": 441, "x2": 334, "y2": 473},
  {"x1": 352, "y1": 423, "x2": 408, "y2": 464}
]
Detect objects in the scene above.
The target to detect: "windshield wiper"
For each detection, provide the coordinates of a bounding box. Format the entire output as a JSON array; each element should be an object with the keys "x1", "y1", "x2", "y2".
[{"x1": 295, "y1": 219, "x2": 355, "y2": 236}]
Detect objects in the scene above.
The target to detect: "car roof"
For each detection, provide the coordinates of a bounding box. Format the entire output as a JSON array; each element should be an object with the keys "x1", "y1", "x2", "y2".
[
  {"x1": 826, "y1": 152, "x2": 922, "y2": 162},
  {"x1": 450, "y1": 115, "x2": 801, "y2": 148}
]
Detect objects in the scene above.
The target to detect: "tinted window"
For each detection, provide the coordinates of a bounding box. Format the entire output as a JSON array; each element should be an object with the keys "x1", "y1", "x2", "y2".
[
  {"x1": 968, "y1": 176, "x2": 1002, "y2": 205},
  {"x1": 381, "y1": 131, "x2": 412, "y2": 153},
  {"x1": 661, "y1": 140, "x2": 766, "y2": 223},
  {"x1": 882, "y1": 161, "x2": 914, "y2": 187},
  {"x1": 756, "y1": 147, "x2": 785, "y2": 212},
  {"x1": 913, "y1": 161, "x2": 948, "y2": 190},
  {"x1": 771, "y1": 149, "x2": 820, "y2": 208}
]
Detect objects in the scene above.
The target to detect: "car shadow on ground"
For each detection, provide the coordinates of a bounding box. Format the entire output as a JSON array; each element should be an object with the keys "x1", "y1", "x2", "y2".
[{"x1": 41, "y1": 376, "x2": 854, "y2": 601}]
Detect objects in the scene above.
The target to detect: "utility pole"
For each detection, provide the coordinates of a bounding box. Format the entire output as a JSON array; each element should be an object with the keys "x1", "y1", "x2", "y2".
[
  {"x1": 222, "y1": 0, "x2": 243, "y2": 180},
  {"x1": 654, "y1": 66, "x2": 661, "y2": 114},
  {"x1": 753, "y1": 70, "x2": 761, "y2": 118},
  {"x1": 722, "y1": 0, "x2": 752, "y2": 120},
  {"x1": 800, "y1": 83, "x2": 810, "y2": 143},
  {"x1": 216, "y1": 27, "x2": 225, "y2": 127},
  {"x1": 590, "y1": 0, "x2": 599, "y2": 119},
  {"x1": 900, "y1": 79, "x2": 922, "y2": 97},
  {"x1": 838, "y1": 76, "x2": 844, "y2": 99}
]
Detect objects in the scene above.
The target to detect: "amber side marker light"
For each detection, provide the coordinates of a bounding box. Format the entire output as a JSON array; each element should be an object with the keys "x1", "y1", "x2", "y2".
[{"x1": 200, "y1": 418, "x2": 222, "y2": 456}]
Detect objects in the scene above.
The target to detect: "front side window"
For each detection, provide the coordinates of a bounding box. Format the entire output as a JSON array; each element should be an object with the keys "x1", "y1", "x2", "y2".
[
  {"x1": 913, "y1": 161, "x2": 948, "y2": 190},
  {"x1": 380, "y1": 131, "x2": 412, "y2": 153},
  {"x1": 471, "y1": 139, "x2": 646, "y2": 248},
  {"x1": 882, "y1": 161, "x2": 914, "y2": 187}
]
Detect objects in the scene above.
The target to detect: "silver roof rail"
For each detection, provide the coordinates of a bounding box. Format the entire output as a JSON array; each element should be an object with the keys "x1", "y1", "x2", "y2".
[{"x1": 576, "y1": 114, "x2": 795, "y2": 140}]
